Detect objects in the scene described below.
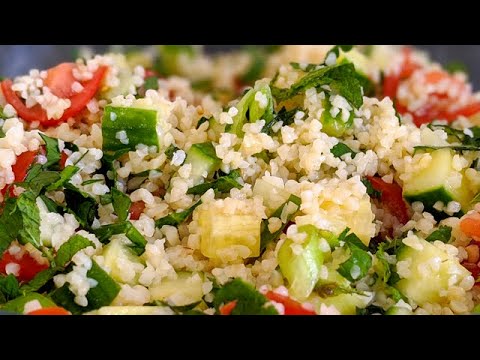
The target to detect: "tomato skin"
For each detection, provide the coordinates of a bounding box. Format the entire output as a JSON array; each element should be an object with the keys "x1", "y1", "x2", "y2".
[
  {"x1": 129, "y1": 201, "x2": 146, "y2": 220},
  {"x1": 44, "y1": 63, "x2": 77, "y2": 98},
  {"x1": 265, "y1": 291, "x2": 317, "y2": 315},
  {"x1": 59, "y1": 151, "x2": 69, "y2": 170},
  {"x1": 58, "y1": 66, "x2": 107, "y2": 122},
  {"x1": 27, "y1": 307, "x2": 71, "y2": 315},
  {"x1": 366, "y1": 176, "x2": 410, "y2": 225},
  {"x1": 219, "y1": 300, "x2": 238, "y2": 315},
  {"x1": 0, "y1": 250, "x2": 49, "y2": 283},
  {"x1": 1, "y1": 65, "x2": 107, "y2": 127},
  {"x1": 1, "y1": 150, "x2": 37, "y2": 198},
  {"x1": 460, "y1": 213, "x2": 480, "y2": 240}
]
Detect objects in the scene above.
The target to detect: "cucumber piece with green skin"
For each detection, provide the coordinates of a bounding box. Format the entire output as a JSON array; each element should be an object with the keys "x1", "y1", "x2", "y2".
[
  {"x1": 278, "y1": 225, "x2": 325, "y2": 301},
  {"x1": 403, "y1": 148, "x2": 473, "y2": 216},
  {"x1": 102, "y1": 237, "x2": 144, "y2": 285},
  {"x1": 394, "y1": 236, "x2": 471, "y2": 307},
  {"x1": 86, "y1": 306, "x2": 174, "y2": 315},
  {"x1": 385, "y1": 306, "x2": 413, "y2": 315},
  {"x1": 2, "y1": 293, "x2": 56, "y2": 314},
  {"x1": 184, "y1": 142, "x2": 221, "y2": 186},
  {"x1": 149, "y1": 272, "x2": 204, "y2": 306},
  {"x1": 102, "y1": 106, "x2": 159, "y2": 152},
  {"x1": 309, "y1": 292, "x2": 373, "y2": 315},
  {"x1": 320, "y1": 95, "x2": 354, "y2": 138}
]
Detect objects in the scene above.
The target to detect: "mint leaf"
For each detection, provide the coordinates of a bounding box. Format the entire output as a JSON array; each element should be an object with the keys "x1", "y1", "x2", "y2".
[
  {"x1": 111, "y1": 187, "x2": 131, "y2": 222},
  {"x1": 16, "y1": 192, "x2": 41, "y2": 249},
  {"x1": 0, "y1": 274, "x2": 21, "y2": 303},
  {"x1": 164, "y1": 144, "x2": 179, "y2": 160},
  {"x1": 187, "y1": 170, "x2": 242, "y2": 195},
  {"x1": 213, "y1": 278, "x2": 278, "y2": 315},
  {"x1": 155, "y1": 200, "x2": 202, "y2": 228},
  {"x1": 64, "y1": 185, "x2": 98, "y2": 229},
  {"x1": 39, "y1": 133, "x2": 61, "y2": 170},
  {"x1": 425, "y1": 226, "x2": 452, "y2": 243},
  {"x1": 94, "y1": 221, "x2": 146, "y2": 255},
  {"x1": 337, "y1": 231, "x2": 372, "y2": 282},
  {"x1": 331, "y1": 142, "x2": 357, "y2": 158},
  {"x1": 45, "y1": 165, "x2": 80, "y2": 191},
  {"x1": 55, "y1": 235, "x2": 94, "y2": 268}
]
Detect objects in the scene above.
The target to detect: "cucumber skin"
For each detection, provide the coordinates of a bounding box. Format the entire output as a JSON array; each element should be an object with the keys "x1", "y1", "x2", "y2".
[
  {"x1": 102, "y1": 106, "x2": 159, "y2": 152},
  {"x1": 404, "y1": 187, "x2": 463, "y2": 218}
]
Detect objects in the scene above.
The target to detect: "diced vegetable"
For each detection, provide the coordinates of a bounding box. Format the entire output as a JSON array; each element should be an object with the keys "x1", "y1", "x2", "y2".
[
  {"x1": 320, "y1": 95, "x2": 354, "y2": 137},
  {"x1": 27, "y1": 306, "x2": 71, "y2": 315},
  {"x1": 102, "y1": 105, "x2": 160, "y2": 152},
  {"x1": 184, "y1": 142, "x2": 221, "y2": 186},
  {"x1": 385, "y1": 305, "x2": 413, "y2": 315},
  {"x1": 252, "y1": 178, "x2": 292, "y2": 215},
  {"x1": 102, "y1": 237, "x2": 144, "y2": 285},
  {"x1": 403, "y1": 148, "x2": 474, "y2": 216},
  {"x1": 394, "y1": 236, "x2": 471, "y2": 306},
  {"x1": 149, "y1": 272, "x2": 204, "y2": 306},
  {"x1": 367, "y1": 176, "x2": 410, "y2": 225},
  {"x1": 198, "y1": 205, "x2": 261, "y2": 261},
  {"x1": 277, "y1": 225, "x2": 325, "y2": 300}
]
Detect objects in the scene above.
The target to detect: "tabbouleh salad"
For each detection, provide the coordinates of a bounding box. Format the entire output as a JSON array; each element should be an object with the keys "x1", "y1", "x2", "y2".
[{"x1": 1, "y1": 45, "x2": 480, "y2": 315}]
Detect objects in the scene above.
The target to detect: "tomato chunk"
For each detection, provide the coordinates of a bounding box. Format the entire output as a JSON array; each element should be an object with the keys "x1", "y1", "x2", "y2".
[
  {"x1": 0, "y1": 249, "x2": 49, "y2": 283},
  {"x1": 129, "y1": 201, "x2": 146, "y2": 220},
  {"x1": 265, "y1": 291, "x2": 316, "y2": 315},
  {"x1": 27, "y1": 307, "x2": 71, "y2": 315}
]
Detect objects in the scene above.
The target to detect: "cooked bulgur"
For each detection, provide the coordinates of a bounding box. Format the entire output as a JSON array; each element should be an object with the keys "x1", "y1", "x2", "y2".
[{"x1": 1, "y1": 45, "x2": 480, "y2": 315}]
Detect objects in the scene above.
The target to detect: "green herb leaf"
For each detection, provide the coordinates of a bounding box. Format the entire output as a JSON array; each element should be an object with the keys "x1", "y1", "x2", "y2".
[
  {"x1": 0, "y1": 197, "x2": 22, "y2": 254},
  {"x1": 241, "y1": 47, "x2": 266, "y2": 84},
  {"x1": 155, "y1": 200, "x2": 202, "y2": 228},
  {"x1": 213, "y1": 278, "x2": 278, "y2": 315},
  {"x1": 55, "y1": 235, "x2": 94, "y2": 268},
  {"x1": 81, "y1": 179, "x2": 103, "y2": 186},
  {"x1": 144, "y1": 76, "x2": 159, "y2": 91},
  {"x1": 111, "y1": 187, "x2": 131, "y2": 222},
  {"x1": 45, "y1": 165, "x2": 80, "y2": 191},
  {"x1": 164, "y1": 144, "x2": 179, "y2": 160},
  {"x1": 0, "y1": 274, "x2": 21, "y2": 303},
  {"x1": 94, "y1": 221, "x2": 146, "y2": 255},
  {"x1": 290, "y1": 62, "x2": 318, "y2": 72},
  {"x1": 15, "y1": 192, "x2": 41, "y2": 249},
  {"x1": 425, "y1": 226, "x2": 452, "y2": 243},
  {"x1": 272, "y1": 62, "x2": 363, "y2": 109},
  {"x1": 326, "y1": 45, "x2": 354, "y2": 59},
  {"x1": 337, "y1": 231, "x2": 372, "y2": 282},
  {"x1": 187, "y1": 170, "x2": 242, "y2": 195},
  {"x1": 374, "y1": 244, "x2": 391, "y2": 283},
  {"x1": 262, "y1": 106, "x2": 300, "y2": 135},
  {"x1": 39, "y1": 195, "x2": 64, "y2": 214},
  {"x1": 20, "y1": 268, "x2": 57, "y2": 293},
  {"x1": 445, "y1": 61, "x2": 468, "y2": 75},
  {"x1": 39, "y1": 133, "x2": 61, "y2": 170},
  {"x1": 331, "y1": 142, "x2": 357, "y2": 158},
  {"x1": 361, "y1": 178, "x2": 382, "y2": 198},
  {"x1": 64, "y1": 185, "x2": 98, "y2": 229},
  {"x1": 260, "y1": 195, "x2": 301, "y2": 251}
]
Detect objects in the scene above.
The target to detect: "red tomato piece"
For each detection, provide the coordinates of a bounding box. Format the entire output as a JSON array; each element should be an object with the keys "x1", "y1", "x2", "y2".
[
  {"x1": 129, "y1": 201, "x2": 146, "y2": 220},
  {"x1": 27, "y1": 307, "x2": 71, "y2": 315},
  {"x1": 0, "y1": 250, "x2": 49, "y2": 283},
  {"x1": 366, "y1": 176, "x2": 410, "y2": 225},
  {"x1": 219, "y1": 300, "x2": 238, "y2": 315},
  {"x1": 265, "y1": 291, "x2": 316, "y2": 315}
]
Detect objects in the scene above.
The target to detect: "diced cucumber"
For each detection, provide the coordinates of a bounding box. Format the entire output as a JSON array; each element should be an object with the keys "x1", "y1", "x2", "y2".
[
  {"x1": 278, "y1": 225, "x2": 325, "y2": 301},
  {"x1": 86, "y1": 306, "x2": 174, "y2": 315},
  {"x1": 320, "y1": 95, "x2": 354, "y2": 137},
  {"x1": 403, "y1": 148, "x2": 474, "y2": 215},
  {"x1": 385, "y1": 306, "x2": 413, "y2": 315},
  {"x1": 2, "y1": 293, "x2": 56, "y2": 314},
  {"x1": 309, "y1": 292, "x2": 373, "y2": 315},
  {"x1": 102, "y1": 236, "x2": 144, "y2": 285},
  {"x1": 184, "y1": 142, "x2": 221, "y2": 186},
  {"x1": 252, "y1": 178, "x2": 292, "y2": 216},
  {"x1": 102, "y1": 54, "x2": 136, "y2": 100},
  {"x1": 198, "y1": 205, "x2": 261, "y2": 261},
  {"x1": 394, "y1": 236, "x2": 471, "y2": 306},
  {"x1": 102, "y1": 106, "x2": 159, "y2": 152},
  {"x1": 226, "y1": 82, "x2": 274, "y2": 137},
  {"x1": 149, "y1": 272, "x2": 204, "y2": 306}
]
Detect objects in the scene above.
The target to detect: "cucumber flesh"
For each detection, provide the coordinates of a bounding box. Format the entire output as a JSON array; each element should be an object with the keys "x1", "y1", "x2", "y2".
[
  {"x1": 278, "y1": 225, "x2": 325, "y2": 301},
  {"x1": 102, "y1": 237, "x2": 144, "y2": 285},
  {"x1": 86, "y1": 306, "x2": 174, "y2": 315},
  {"x1": 395, "y1": 236, "x2": 471, "y2": 306},
  {"x1": 403, "y1": 148, "x2": 473, "y2": 215},
  {"x1": 149, "y1": 272, "x2": 204, "y2": 306},
  {"x1": 385, "y1": 306, "x2": 413, "y2": 315},
  {"x1": 184, "y1": 142, "x2": 221, "y2": 186},
  {"x1": 320, "y1": 95, "x2": 354, "y2": 138},
  {"x1": 252, "y1": 178, "x2": 291, "y2": 216}
]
